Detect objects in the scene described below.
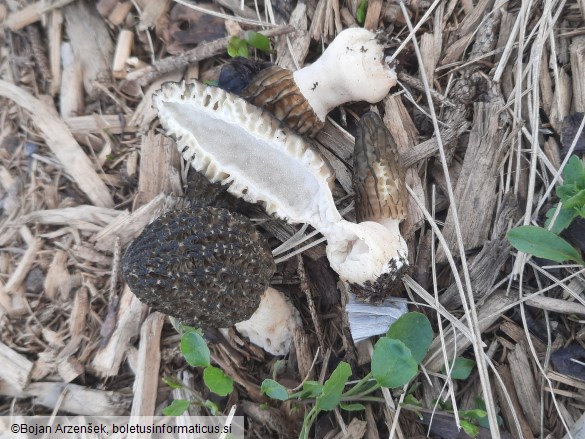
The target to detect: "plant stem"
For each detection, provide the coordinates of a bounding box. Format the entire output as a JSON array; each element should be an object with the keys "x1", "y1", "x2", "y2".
[{"x1": 342, "y1": 372, "x2": 374, "y2": 397}]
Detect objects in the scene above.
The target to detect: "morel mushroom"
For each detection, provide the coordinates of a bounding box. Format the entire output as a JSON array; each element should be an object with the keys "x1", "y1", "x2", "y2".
[
  {"x1": 222, "y1": 28, "x2": 397, "y2": 137},
  {"x1": 153, "y1": 81, "x2": 407, "y2": 293},
  {"x1": 121, "y1": 207, "x2": 275, "y2": 328},
  {"x1": 351, "y1": 111, "x2": 409, "y2": 297}
]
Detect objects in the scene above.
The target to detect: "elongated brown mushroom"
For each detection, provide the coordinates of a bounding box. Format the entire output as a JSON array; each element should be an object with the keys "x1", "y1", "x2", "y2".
[{"x1": 351, "y1": 111, "x2": 409, "y2": 299}]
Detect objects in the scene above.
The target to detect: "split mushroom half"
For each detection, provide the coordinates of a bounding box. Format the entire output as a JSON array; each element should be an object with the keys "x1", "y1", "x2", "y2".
[
  {"x1": 153, "y1": 80, "x2": 408, "y2": 294},
  {"x1": 121, "y1": 207, "x2": 301, "y2": 355}
]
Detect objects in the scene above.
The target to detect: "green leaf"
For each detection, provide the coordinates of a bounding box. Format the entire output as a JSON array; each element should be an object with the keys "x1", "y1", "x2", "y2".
[
  {"x1": 403, "y1": 394, "x2": 422, "y2": 407},
  {"x1": 545, "y1": 205, "x2": 578, "y2": 234},
  {"x1": 181, "y1": 332, "x2": 210, "y2": 367},
  {"x1": 562, "y1": 155, "x2": 585, "y2": 187},
  {"x1": 507, "y1": 225, "x2": 585, "y2": 264},
  {"x1": 557, "y1": 183, "x2": 579, "y2": 202},
  {"x1": 386, "y1": 312, "x2": 433, "y2": 363},
  {"x1": 227, "y1": 37, "x2": 249, "y2": 58},
  {"x1": 564, "y1": 188, "x2": 585, "y2": 209},
  {"x1": 162, "y1": 375, "x2": 184, "y2": 389},
  {"x1": 261, "y1": 379, "x2": 289, "y2": 401},
  {"x1": 243, "y1": 31, "x2": 271, "y2": 52},
  {"x1": 461, "y1": 409, "x2": 487, "y2": 422},
  {"x1": 460, "y1": 419, "x2": 479, "y2": 438},
  {"x1": 301, "y1": 381, "x2": 323, "y2": 398},
  {"x1": 474, "y1": 397, "x2": 503, "y2": 428},
  {"x1": 444, "y1": 357, "x2": 475, "y2": 380},
  {"x1": 203, "y1": 366, "x2": 234, "y2": 396},
  {"x1": 356, "y1": 0, "x2": 367, "y2": 25},
  {"x1": 316, "y1": 362, "x2": 352, "y2": 411},
  {"x1": 339, "y1": 402, "x2": 366, "y2": 411},
  {"x1": 372, "y1": 338, "x2": 418, "y2": 388},
  {"x1": 180, "y1": 324, "x2": 203, "y2": 335},
  {"x1": 204, "y1": 400, "x2": 219, "y2": 415},
  {"x1": 162, "y1": 399, "x2": 190, "y2": 416}
]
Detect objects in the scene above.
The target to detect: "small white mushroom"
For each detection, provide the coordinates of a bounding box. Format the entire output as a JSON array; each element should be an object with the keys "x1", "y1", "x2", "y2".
[
  {"x1": 234, "y1": 287, "x2": 301, "y2": 356},
  {"x1": 237, "y1": 28, "x2": 397, "y2": 137},
  {"x1": 293, "y1": 28, "x2": 397, "y2": 123}
]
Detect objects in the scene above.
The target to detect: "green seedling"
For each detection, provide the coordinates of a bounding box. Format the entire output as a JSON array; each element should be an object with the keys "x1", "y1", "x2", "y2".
[
  {"x1": 508, "y1": 225, "x2": 584, "y2": 265},
  {"x1": 227, "y1": 31, "x2": 272, "y2": 58},
  {"x1": 545, "y1": 155, "x2": 585, "y2": 233},
  {"x1": 260, "y1": 312, "x2": 434, "y2": 439},
  {"x1": 508, "y1": 156, "x2": 585, "y2": 265},
  {"x1": 356, "y1": 0, "x2": 368, "y2": 25},
  {"x1": 163, "y1": 325, "x2": 235, "y2": 416}
]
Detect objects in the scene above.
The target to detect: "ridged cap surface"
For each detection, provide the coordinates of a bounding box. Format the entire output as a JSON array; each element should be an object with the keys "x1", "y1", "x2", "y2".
[{"x1": 122, "y1": 208, "x2": 275, "y2": 328}]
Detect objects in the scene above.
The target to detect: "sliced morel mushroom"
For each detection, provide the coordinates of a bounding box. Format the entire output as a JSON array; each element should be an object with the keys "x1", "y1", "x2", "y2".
[
  {"x1": 121, "y1": 207, "x2": 275, "y2": 328},
  {"x1": 154, "y1": 80, "x2": 409, "y2": 291}
]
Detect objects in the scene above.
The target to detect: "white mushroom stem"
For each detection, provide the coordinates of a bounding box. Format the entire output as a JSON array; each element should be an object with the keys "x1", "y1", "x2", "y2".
[
  {"x1": 293, "y1": 28, "x2": 397, "y2": 122},
  {"x1": 324, "y1": 219, "x2": 407, "y2": 287},
  {"x1": 234, "y1": 287, "x2": 301, "y2": 356}
]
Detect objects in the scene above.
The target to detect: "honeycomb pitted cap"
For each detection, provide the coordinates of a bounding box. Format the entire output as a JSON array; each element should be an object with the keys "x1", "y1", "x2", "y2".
[{"x1": 121, "y1": 207, "x2": 275, "y2": 328}]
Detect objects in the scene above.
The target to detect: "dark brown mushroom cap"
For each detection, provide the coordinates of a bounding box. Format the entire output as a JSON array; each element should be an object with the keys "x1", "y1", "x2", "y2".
[
  {"x1": 353, "y1": 112, "x2": 408, "y2": 223},
  {"x1": 239, "y1": 65, "x2": 325, "y2": 138},
  {"x1": 121, "y1": 207, "x2": 275, "y2": 328}
]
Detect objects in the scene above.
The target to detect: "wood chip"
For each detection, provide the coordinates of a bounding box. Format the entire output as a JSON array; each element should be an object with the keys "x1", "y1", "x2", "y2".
[
  {"x1": 92, "y1": 285, "x2": 148, "y2": 377},
  {"x1": 363, "y1": 0, "x2": 382, "y2": 31},
  {"x1": 65, "y1": 114, "x2": 137, "y2": 136},
  {"x1": 508, "y1": 342, "x2": 541, "y2": 435},
  {"x1": 112, "y1": 29, "x2": 134, "y2": 79},
  {"x1": 495, "y1": 364, "x2": 535, "y2": 439},
  {"x1": 92, "y1": 194, "x2": 178, "y2": 252},
  {"x1": 437, "y1": 100, "x2": 508, "y2": 262},
  {"x1": 130, "y1": 312, "x2": 165, "y2": 416},
  {"x1": 23, "y1": 382, "x2": 131, "y2": 415},
  {"x1": 4, "y1": 0, "x2": 76, "y2": 31},
  {"x1": 276, "y1": 2, "x2": 310, "y2": 71},
  {"x1": 526, "y1": 295, "x2": 585, "y2": 315},
  {"x1": 136, "y1": 132, "x2": 182, "y2": 207},
  {"x1": 570, "y1": 36, "x2": 585, "y2": 113},
  {"x1": 64, "y1": 0, "x2": 114, "y2": 97},
  {"x1": 0, "y1": 341, "x2": 33, "y2": 392},
  {"x1": 383, "y1": 95, "x2": 425, "y2": 237},
  {"x1": 425, "y1": 290, "x2": 517, "y2": 372},
  {"x1": 0, "y1": 81, "x2": 114, "y2": 207},
  {"x1": 20, "y1": 206, "x2": 123, "y2": 231},
  {"x1": 44, "y1": 250, "x2": 69, "y2": 300}
]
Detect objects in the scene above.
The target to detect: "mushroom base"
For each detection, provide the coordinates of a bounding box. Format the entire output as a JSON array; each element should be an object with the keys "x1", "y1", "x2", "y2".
[{"x1": 349, "y1": 257, "x2": 411, "y2": 303}]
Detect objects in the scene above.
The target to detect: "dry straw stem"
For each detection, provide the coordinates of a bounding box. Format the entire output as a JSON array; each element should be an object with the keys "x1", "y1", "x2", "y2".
[
  {"x1": 399, "y1": 2, "x2": 500, "y2": 435},
  {"x1": 4, "y1": 0, "x2": 76, "y2": 30},
  {"x1": 0, "y1": 81, "x2": 114, "y2": 207}
]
